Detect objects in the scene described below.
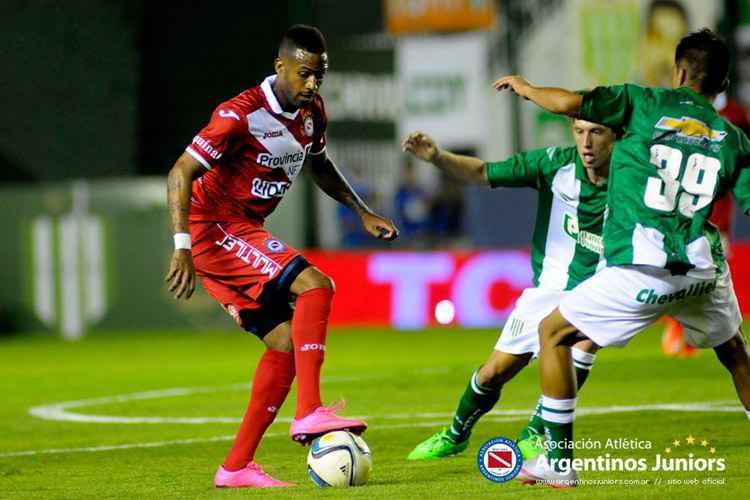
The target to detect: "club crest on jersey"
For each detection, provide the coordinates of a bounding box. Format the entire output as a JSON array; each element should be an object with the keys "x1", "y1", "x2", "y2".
[
  {"x1": 303, "y1": 115, "x2": 314, "y2": 137},
  {"x1": 264, "y1": 239, "x2": 285, "y2": 253},
  {"x1": 655, "y1": 116, "x2": 727, "y2": 143}
]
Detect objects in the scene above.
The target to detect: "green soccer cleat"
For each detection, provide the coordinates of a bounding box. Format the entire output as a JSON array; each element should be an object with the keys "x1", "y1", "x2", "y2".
[
  {"x1": 517, "y1": 434, "x2": 545, "y2": 461},
  {"x1": 407, "y1": 429, "x2": 469, "y2": 460}
]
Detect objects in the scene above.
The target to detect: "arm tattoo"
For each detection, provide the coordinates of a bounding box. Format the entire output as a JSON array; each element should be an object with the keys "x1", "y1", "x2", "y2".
[{"x1": 167, "y1": 168, "x2": 191, "y2": 233}]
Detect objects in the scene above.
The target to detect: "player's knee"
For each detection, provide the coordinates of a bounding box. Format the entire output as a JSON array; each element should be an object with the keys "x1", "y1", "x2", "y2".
[
  {"x1": 264, "y1": 332, "x2": 293, "y2": 352},
  {"x1": 292, "y1": 267, "x2": 335, "y2": 295},
  {"x1": 538, "y1": 316, "x2": 557, "y2": 345}
]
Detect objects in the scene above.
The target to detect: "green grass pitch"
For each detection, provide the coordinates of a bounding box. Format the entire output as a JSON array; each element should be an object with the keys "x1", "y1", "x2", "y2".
[{"x1": 0, "y1": 326, "x2": 747, "y2": 498}]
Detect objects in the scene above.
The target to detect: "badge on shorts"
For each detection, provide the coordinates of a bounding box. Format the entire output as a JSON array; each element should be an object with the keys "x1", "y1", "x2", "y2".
[
  {"x1": 265, "y1": 239, "x2": 285, "y2": 253},
  {"x1": 303, "y1": 115, "x2": 314, "y2": 137}
]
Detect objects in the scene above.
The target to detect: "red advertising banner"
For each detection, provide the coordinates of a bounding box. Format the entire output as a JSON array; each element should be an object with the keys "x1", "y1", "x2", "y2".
[
  {"x1": 305, "y1": 245, "x2": 750, "y2": 329},
  {"x1": 305, "y1": 249, "x2": 532, "y2": 329}
]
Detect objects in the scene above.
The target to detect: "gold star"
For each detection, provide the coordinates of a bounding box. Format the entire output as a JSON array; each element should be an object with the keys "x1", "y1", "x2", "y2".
[
  {"x1": 673, "y1": 440, "x2": 681, "y2": 447},
  {"x1": 710, "y1": 447, "x2": 716, "y2": 454},
  {"x1": 686, "y1": 435, "x2": 695, "y2": 445},
  {"x1": 665, "y1": 447, "x2": 672, "y2": 453},
  {"x1": 700, "y1": 440, "x2": 709, "y2": 447}
]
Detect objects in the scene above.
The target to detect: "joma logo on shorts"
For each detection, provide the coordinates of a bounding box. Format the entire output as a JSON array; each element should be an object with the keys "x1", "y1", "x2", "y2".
[{"x1": 635, "y1": 281, "x2": 717, "y2": 304}]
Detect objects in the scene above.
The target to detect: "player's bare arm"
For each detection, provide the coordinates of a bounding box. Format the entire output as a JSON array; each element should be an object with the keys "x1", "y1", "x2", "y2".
[
  {"x1": 306, "y1": 152, "x2": 398, "y2": 240},
  {"x1": 493, "y1": 75, "x2": 583, "y2": 117},
  {"x1": 164, "y1": 152, "x2": 205, "y2": 299},
  {"x1": 401, "y1": 131, "x2": 489, "y2": 186}
]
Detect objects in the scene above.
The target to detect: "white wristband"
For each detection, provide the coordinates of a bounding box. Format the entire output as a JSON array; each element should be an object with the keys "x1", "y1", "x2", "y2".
[{"x1": 174, "y1": 233, "x2": 192, "y2": 250}]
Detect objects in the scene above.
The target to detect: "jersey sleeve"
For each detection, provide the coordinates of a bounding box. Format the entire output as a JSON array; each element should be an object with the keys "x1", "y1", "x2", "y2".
[
  {"x1": 185, "y1": 104, "x2": 245, "y2": 169},
  {"x1": 579, "y1": 84, "x2": 644, "y2": 129},
  {"x1": 485, "y1": 147, "x2": 558, "y2": 189},
  {"x1": 308, "y1": 97, "x2": 328, "y2": 156}
]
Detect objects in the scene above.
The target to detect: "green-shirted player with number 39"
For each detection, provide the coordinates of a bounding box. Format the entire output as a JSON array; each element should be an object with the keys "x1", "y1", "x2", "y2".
[
  {"x1": 494, "y1": 28, "x2": 750, "y2": 487},
  {"x1": 401, "y1": 118, "x2": 615, "y2": 462}
]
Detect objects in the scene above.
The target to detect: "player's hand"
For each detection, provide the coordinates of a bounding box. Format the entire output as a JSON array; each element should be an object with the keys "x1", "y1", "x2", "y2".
[
  {"x1": 164, "y1": 250, "x2": 196, "y2": 300},
  {"x1": 493, "y1": 75, "x2": 534, "y2": 99},
  {"x1": 401, "y1": 132, "x2": 439, "y2": 163},
  {"x1": 361, "y1": 212, "x2": 399, "y2": 241}
]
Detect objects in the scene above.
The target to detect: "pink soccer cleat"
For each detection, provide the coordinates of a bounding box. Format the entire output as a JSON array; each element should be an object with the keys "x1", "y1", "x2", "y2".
[
  {"x1": 214, "y1": 462, "x2": 293, "y2": 488},
  {"x1": 289, "y1": 400, "x2": 367, "y2": 444}
]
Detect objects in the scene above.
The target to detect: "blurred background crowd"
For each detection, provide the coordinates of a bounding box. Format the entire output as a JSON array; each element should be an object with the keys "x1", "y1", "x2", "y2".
[{"x1": 3, "y1": 0, "x2": 750, "y2": 336}]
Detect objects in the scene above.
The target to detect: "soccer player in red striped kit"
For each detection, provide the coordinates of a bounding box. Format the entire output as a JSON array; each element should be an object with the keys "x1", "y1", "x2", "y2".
[{"x1": 164, "y1": 25, "x2": 398, "y2": 488}]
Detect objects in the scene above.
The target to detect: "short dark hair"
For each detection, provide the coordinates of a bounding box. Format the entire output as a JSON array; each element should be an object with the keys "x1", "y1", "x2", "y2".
[
  {"x1": 279, "y1": 24, "x2": 327, "y2": 55},
  {"x1": 675, "y1": 28, "x2": 729, "y2": 96}
]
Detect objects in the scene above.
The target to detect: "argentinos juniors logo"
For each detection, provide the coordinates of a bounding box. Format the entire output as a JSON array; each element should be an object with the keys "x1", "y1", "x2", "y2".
[
  {"x1": 477, "y1": 437, "x2": 522, "y2": 482},
  {"x1": 264, "y1": 239, "x2": 285, "y2": 253}
]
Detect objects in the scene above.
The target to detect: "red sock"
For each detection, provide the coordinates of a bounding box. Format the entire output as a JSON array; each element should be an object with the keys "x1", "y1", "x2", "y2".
[
  {"x1": 223, "y1": 349, "x2": 295, "y2": 471},
  {"x1": 292, "y1": 288, "x2": 334, "y2": 418}
]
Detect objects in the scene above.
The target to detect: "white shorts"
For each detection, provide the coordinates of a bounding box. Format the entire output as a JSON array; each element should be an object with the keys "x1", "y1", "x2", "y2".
[
  {"x1": 496, "y1": 288, "x2": 566, "y2": 356},
  {"x1": 559, "y1": 265, "x2": 741, "y2": 349}
]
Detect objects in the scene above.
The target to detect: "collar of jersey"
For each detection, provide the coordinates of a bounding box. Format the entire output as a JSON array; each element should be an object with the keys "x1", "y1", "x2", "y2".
[
  {"x1": 676, "y1": 86, "x2": 715, "y2": 111},
  {"x1": 261, "y1": 75, "x2": 300, "y2": 119}
]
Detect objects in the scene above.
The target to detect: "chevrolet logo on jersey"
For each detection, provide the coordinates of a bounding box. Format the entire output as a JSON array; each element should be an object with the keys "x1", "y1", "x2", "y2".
[{"x1": 655, "y1": 116, "x2": 727, "y2": 142}]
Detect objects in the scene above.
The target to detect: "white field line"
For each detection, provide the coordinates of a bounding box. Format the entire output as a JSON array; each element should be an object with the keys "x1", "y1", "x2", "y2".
[
  {"x1": 14, "y1": 380, "x2": 744, "y2": 458},
  {"x1": 0, "y1": 420, "x2": 475, "y2": 458},
  {"x1": 1, "y1": 403, "x2": 743, "y2": 458},
  {"x1": 28, "y1": 371, "x2": 448, "y2": 424}
]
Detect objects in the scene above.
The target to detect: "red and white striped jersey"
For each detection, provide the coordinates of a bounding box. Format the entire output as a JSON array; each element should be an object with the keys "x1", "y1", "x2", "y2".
[{"x1": 185, "y1": 75, "x2": 327, "y2": 223}]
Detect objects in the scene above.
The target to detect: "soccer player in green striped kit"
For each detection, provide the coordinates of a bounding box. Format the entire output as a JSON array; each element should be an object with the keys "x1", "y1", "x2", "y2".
[
  {"x1": 401, "y1": 117, "x2": 615, "y2": 461},
  {"x1": 494, "y1": 29, "x2": 750, "y2": 487}
]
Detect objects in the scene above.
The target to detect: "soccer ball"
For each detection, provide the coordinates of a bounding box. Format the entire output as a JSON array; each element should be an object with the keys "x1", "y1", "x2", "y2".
[{"x1": 307, "y1": 431, "x2": 372, "y2": 487}]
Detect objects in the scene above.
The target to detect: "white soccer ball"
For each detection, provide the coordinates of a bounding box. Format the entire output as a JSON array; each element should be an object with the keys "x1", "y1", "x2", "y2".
[{"x1": 307, "y1": 431, "x2": 372, "y2": 487}]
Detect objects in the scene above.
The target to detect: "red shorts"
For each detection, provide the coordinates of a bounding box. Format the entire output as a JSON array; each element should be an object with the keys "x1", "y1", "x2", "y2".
[{"x1": 189, "y1": 221, "x2": 310, "y2": 337}]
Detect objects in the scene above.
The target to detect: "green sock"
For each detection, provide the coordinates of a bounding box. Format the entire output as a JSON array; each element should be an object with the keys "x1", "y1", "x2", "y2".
[
  {"x1": 517, "y1": 396, "x2": 544, "y2": 441},
  {"x1": 518, "y1": 349, "x2": 595, "y2": 441},
  {"x1": 540, "y1": 395, "x2": 576, "y2": 473},
  {"x1": 448, "y1": 367, "x2": 500, "y2": 443}
]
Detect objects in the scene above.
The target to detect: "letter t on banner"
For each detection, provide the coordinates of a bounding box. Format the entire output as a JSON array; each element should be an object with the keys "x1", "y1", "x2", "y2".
[{"x1": 368, "y1": 253, "x2": 454, "y2": 329}]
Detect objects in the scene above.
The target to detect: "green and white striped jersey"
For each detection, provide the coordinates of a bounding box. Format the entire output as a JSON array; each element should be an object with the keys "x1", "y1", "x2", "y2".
[
  {"x1": 580, "y1": 84, "x2": 750, "y2": 276},
  {"x1": 486, "y1": 146, "x2": 608, "y2": 291}
]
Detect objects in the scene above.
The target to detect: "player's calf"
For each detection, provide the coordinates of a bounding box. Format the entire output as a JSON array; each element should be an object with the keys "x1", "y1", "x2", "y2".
[{"x1": 714, "y1": 331, "x2": 750, "y2": 414}]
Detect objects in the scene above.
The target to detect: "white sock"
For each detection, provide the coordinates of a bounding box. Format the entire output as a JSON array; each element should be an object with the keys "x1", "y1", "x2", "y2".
[
  {"x1": 540, "y1": 396, "x2": 576, "y2": 424},
  {"x1": 571, "y1": 347, "x2": 596, "y2": 371}
]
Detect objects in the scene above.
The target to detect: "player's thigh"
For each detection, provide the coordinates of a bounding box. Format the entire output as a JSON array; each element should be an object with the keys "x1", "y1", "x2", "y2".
[
  {"x1": 201, "y1": 276, "x2": 295, "y2": 341},
  {"x1": 672, "y1": 269, "x2": 742, "y2": 349},
  {"x1": 191, "y1": 221, "x2": 309, "y2": 303},
  {"x1": 496, "y1": 288, "x2": 566, "y2": 357},
  {"x1": 558, "y1": 266, "x2": 696, "y2": 348},
  {"x1": 478, "y1": 350, "x2": 533, "y2": 387},
  {"x1": 263, "y1": 321, "x2": 293, "y2": 352}
]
